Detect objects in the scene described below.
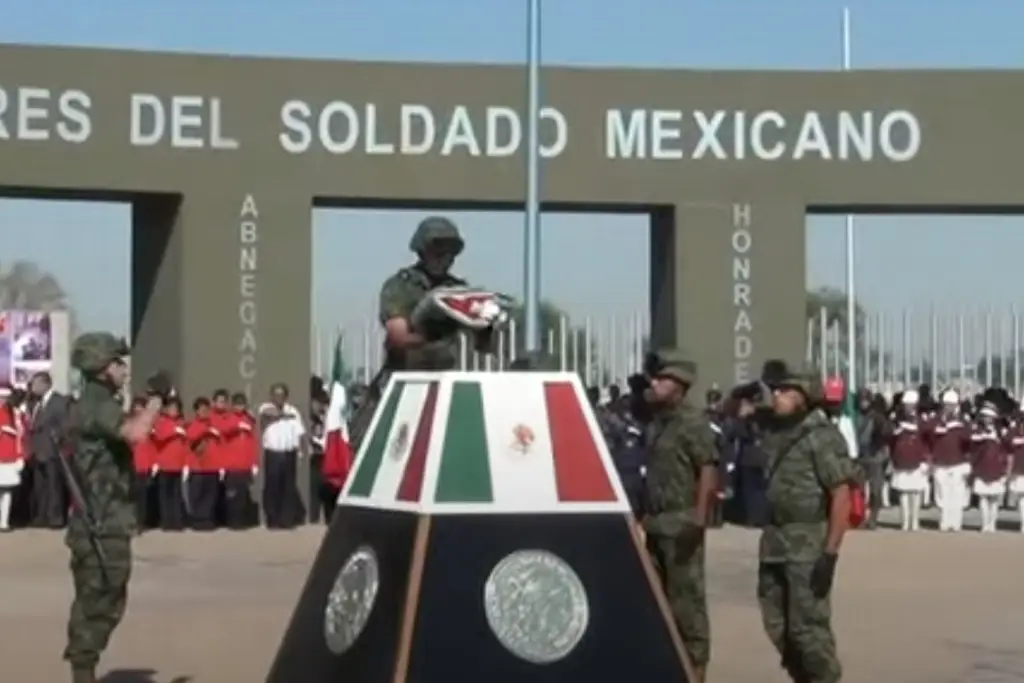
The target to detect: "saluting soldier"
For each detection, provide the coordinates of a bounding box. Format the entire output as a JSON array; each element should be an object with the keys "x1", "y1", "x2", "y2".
[
  {"x1": 63, "y1": 333, "x2": 166, "y2": 683},
  {"x1": 642, "y1": 349, "x2": 719, "y2": 683},
  {"x1": 758, "y1": 363, "x2": 858, "y2": 683},
  {"x1": 349, "y1": 216, "x2": 497, "y2": 449}
]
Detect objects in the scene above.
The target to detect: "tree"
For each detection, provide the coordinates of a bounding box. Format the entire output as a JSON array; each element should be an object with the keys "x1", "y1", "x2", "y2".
[
  {"x1": 0, "y1": 260, "x2": 78, "y2": 333},
  {"x1": 465, "y1": 299, "x2": 605, "y2": 381},
  {"x1": 0, "y1": 261, "x2": 71, "y2": 311},
  {"x1": 973, "y1": 354, "x2": 1024, "y2": 389},
  {"x1": 805, "y1": 286, "x2": 889, "y2": 382}
]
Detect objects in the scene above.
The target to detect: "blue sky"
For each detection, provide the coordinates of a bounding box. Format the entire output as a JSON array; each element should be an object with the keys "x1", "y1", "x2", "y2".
[{"x1": 1, "y1": 0, "x2": 1023, "y2": 342}]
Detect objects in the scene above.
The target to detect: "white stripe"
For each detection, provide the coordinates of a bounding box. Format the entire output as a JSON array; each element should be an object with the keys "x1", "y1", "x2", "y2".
[
  {"x1": 368, "y1": 382, "x2": 430, "y2": 501},
  {"x1": 481, "y1": 376, "x2": 559, "y2": 511}
]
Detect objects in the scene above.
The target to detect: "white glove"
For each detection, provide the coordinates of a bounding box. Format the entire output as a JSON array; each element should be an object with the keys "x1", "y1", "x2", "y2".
[
  {"x1": 238, "y1": 422, "x2": 252, "y2": 432},
  {"x1": 209, "y1": 428, "x2": 221, "y2": 437},
  {"x1": 219, "y1": 469, "x2": 225, "y2": 480},
  {"x1": 175, "y1": 426, "x2": 186, "y2": 436},
  {"x1": 14, "y1": 458, "x2": 23, "y2": 473},
  {"x1": 150, "y1": 464, "x2": 159, "y2": 476},
  {"x1": 251, "y1": 465, "x2": 259, "y2": 477},
  {"x1": 477, "y1": 299, "x2": 507, "y2": 326},
  {"x1": 182, "y1": 466, "x2": 190, "y2": 479}
]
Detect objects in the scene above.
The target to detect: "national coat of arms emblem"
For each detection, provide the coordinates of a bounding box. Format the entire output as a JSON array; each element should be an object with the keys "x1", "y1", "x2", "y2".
[
  {"x1": 511, "y1": 424, "x2": 535, "y2": 453},
  {"x1": 390, "y1": 423, "x2": 410, "y2": 460}
]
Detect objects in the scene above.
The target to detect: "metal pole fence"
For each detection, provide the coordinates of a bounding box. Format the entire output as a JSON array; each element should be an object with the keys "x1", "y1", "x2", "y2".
[{"x1": 314, "y1": 307, "x2": 1024, "y2": 398}]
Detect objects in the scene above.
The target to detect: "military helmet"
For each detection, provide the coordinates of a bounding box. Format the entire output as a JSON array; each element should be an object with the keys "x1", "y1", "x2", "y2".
[
  {"x1": 409, "y1": 216, "x2": 464, "y2": 255},
  {"x1": 766, "y1": 361, "x2": 823, "y2": 403},
  {"x1": 648, "y1": 348, "x2": 697, "y2": 385},
  {"x1": 71, "y1": 332, "x2": 130, "y2": 375}
]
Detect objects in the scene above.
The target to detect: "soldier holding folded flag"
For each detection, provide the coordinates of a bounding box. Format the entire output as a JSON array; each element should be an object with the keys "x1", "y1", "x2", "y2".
[{"x1": 350, "y1": 216, "x2": 510, "y2": 450}]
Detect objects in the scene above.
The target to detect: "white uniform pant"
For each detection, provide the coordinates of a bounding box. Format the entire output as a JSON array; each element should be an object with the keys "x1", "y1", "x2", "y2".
[
  {"x1": 1010, "y1": 475, "x2": 1024, "y2": 532},
  {"x1": 932, "y1": 465, "x2": 969, "y2": 531}
]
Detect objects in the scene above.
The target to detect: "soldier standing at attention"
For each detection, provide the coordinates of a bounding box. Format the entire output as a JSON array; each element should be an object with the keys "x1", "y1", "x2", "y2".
[
  {"x1": 63, "y1": 333, "x2": 164, "y2": 683},
  {"x1": 758, "y1": 364, "x2": 857, "y2": 683},
  {"x1": 642, "y1": 349, "x2": 719, "y2": 683},
  {"x1": 350, "y1": 216, "x2": 494, "y2": 448}
]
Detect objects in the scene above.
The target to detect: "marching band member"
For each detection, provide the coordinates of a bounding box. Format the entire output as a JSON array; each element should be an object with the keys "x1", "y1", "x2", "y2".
[
  {"x1": 971, "y1": 401, "x2": 1010, "y2": 533},
  {"x1": 890, "y1": 390, "x2": 930, "y2": 531},
  {"x1": 1006, "y1": 405, "x2": 1024, "y2": 532},
  {"x1": 929, "y1": 390, "x2": 971, "y2": 532},
  {"x1": 917, "y1": 385, "x2": 939, "y2": 507}
]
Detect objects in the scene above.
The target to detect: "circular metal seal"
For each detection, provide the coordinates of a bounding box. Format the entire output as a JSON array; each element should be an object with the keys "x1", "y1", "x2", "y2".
[
  {"x1": 323, "y1": 545, "x2": 380, "y2": 655},
  {"x1": 483, "y1": 549, "x2": 590, "y2": 664}
]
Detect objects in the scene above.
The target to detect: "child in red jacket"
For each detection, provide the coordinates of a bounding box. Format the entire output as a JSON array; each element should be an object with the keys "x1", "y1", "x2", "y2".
[
  {"x1": 185, "y1": 396, "x2": 222, "y2": 531},
  {"x1": 130, "y1": 396, "x2": 158, "y2": 531},
  {"x1": 220, "y1": 392, "x2": 260, "y2": 529},
  {"x1": 151, "y1": 397, "x2": 188, "y2": 531},
  {"x1": 0, "y1": 390, "x2": 25, "y2": 532}
]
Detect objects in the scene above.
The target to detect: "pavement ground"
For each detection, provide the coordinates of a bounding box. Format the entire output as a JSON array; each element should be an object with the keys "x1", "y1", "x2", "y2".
[{"x1": 1, "y1": 512, "x2": 1022, "y2": 683}]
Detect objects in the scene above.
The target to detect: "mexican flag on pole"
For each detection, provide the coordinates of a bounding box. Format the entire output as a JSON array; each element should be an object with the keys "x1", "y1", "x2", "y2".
[
  {"x1": 839, "y1": 390, "x2": 859, "y2": 458},
  {"x1": 322, "y1": 337, "x2": 355, "y2": 489}
]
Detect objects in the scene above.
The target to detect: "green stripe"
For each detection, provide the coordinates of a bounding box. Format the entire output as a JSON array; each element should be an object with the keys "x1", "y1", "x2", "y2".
[
  {"x1": 348, "y1": 381, "x2": 405, "y2": 497},
  {"x1": 435, "y1": 381, "x2": 492, "y2": 502}
]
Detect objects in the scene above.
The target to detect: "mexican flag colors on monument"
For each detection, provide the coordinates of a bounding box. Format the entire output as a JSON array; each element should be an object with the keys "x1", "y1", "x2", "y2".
[
  {"x1": 343, "y1": 375, "x2": 624, "y2": 512},
  {"x1": 268, "y1": 371, "x2": 700, "y2": 683}
]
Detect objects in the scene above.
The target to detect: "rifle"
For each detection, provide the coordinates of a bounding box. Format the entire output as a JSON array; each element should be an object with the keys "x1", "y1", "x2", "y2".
[{"x1": 50, "y1": 428, "x2": 110, "y2": 586}]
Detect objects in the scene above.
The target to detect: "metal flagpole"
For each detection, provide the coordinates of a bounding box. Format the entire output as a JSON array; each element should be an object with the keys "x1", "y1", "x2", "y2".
[
  {"x1": 523, "y1": 0, "x2": 543, "y2": 352},
  {"x1": 842, "y1": 7, "x2": 857, "y2": 397}
]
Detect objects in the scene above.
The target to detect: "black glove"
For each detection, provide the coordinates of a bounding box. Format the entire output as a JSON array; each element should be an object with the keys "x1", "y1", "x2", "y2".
[
  {"x1": 146, "y1": 371, "x2": 174, "y2": 400},
  {"x1": 810, "y1": 552, "x2": 838, "y2": 598}
]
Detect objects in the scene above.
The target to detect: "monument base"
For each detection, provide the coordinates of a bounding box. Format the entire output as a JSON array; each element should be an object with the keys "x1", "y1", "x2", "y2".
[{"x1": 266, "y1": 505, "x2": 695, "y2": 683}]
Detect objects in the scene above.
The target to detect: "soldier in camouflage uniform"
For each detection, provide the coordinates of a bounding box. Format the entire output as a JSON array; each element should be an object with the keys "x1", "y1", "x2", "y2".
[
  {"x1": 758, "y1": 364, "x2": 859, "y2": 683},
  {"x1": 350, "y1": 216, "x2": 496, "y2": 449},
  {"x1": 63, "y1": 333, "x2": 164, "y2": 683},
  {"x1": 641, "y1": 349, "x2": 719, "y2": 683}
]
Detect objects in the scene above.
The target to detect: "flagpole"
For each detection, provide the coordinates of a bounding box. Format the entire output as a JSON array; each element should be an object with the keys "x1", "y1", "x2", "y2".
[
  {"x1": 523, "y1": 0, "x2": 543, "y2": 352},
  {"x1": 842, "y1": 7, "x2": 857, "y2": 408}
]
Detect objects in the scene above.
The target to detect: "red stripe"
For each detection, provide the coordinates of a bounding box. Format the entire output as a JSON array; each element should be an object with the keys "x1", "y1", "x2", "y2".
[
  {"x1": 397, "y1": 382, "x2": 439, "y2": 502},
  {"x1": 544, "y1": 381, "x2": 616, "y2": 502}
]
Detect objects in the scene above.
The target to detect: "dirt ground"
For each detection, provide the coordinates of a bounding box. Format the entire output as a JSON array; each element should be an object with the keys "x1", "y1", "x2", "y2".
[{"x1": 2, "y1": 521, "x2": 1023, "y2": 683}]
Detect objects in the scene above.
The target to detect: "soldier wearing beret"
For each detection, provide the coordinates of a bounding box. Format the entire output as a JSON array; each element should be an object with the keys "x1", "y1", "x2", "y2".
[
  {"x1": 351, "y1": 217, "x2": 495, "y2": 449},
  {"x1": 641, "y1": 348, "x2": 719, "y2": 682},
  {"x1": 63, "y1": 333, "x2": 166, "y2": 683},
  {"x1": 757, "y1": 363, "x2": 859, "y2": 683}
]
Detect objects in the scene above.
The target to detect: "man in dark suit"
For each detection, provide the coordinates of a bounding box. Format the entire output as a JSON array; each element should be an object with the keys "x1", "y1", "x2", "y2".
[{"x1": 28, "y1": 372, "x2": 71, "y2": 528}]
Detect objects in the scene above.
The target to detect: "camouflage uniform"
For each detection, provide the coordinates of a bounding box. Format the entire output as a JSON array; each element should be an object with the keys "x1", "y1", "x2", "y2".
[
  {"x1": 642, "y1": 349, "x2": 719, "y2": 672},
  {"x1": 63, "y1": 333, "x2": 135, "y2": 681},
  {"x1": 758, "y1": 372, "x2": 857, "y2": 683},
  {"x1": 350, "y1": 217, "x2": 469, "y2": 449}
]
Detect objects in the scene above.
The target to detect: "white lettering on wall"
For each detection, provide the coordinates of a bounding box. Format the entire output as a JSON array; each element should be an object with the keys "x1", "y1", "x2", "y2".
[
  {"x1": 0, "y1": 88, "x2": 927, "y2": 164},
  {"x1": 278, "y1": 100, "x2": 572, "y2": 158},
  {"x1": 0, "y1": 86, "x2": 92, "y2": 143},
  {"x1": 239, "y1": 194, "x2": 259, "y2": 399},
  {"x1": 731, "y1": 203, "x2": 753, "y2": 384},
  {"x1": 605, "y1": 109, "x2": 922, "y2": 162},
  {"x1": 129, "y1": 94, "x2": 239, "y2": 149}
]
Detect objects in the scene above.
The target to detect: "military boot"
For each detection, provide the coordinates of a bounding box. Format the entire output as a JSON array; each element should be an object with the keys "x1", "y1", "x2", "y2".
[{"x1": 71, "y1": 665, "x2": 96, "y2": 683}]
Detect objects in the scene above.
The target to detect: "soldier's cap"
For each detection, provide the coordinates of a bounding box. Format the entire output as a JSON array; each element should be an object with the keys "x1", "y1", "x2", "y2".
[
  {"x1": 649, "y1": 348, "x2": 697, "y2": 385},
  {"x1": 409, "y1": 216, "x2": 464, "y2": 255},
  {"x1": 71, "y1": 332, "x2": 130, "y2": 374},
  {"x1": 767, "y1": 365, "x2": 823, "y2": 401}
]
